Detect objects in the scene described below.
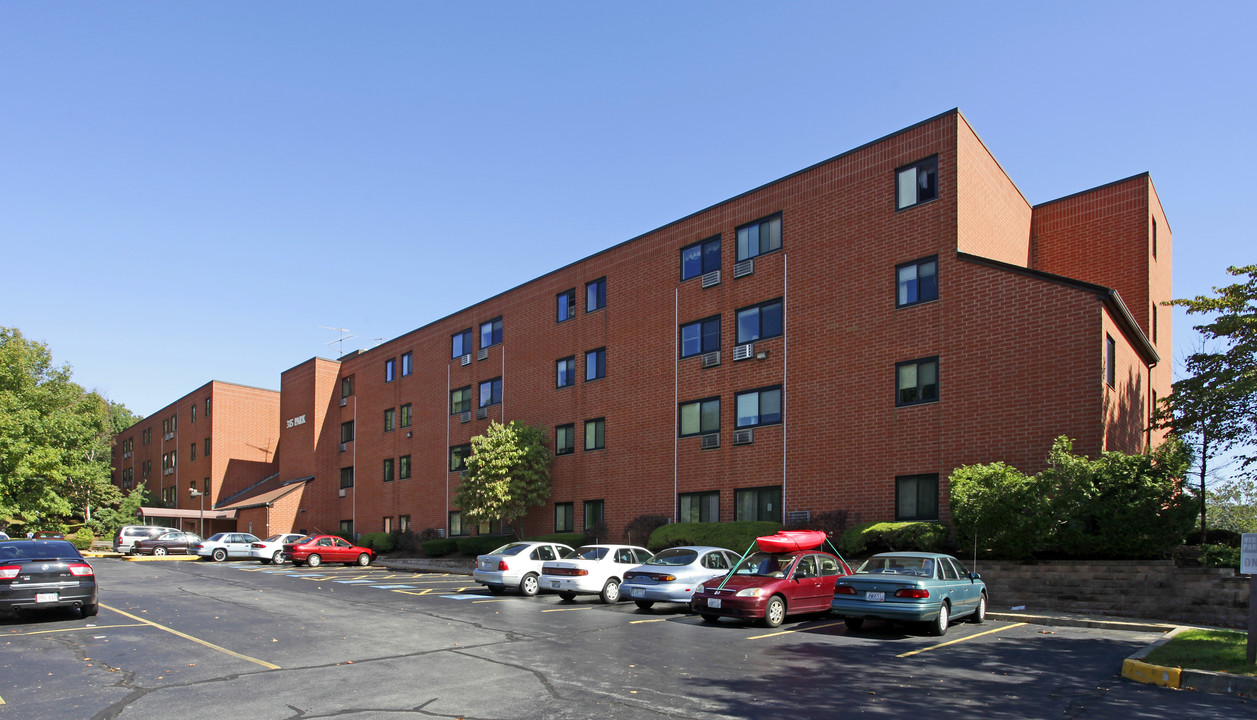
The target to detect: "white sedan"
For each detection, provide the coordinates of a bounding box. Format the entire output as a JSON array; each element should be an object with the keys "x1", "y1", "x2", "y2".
[
  {"x1": 193, "y1": 532, "x2": 260, "y2": 561},
  {"x1": 540, "y1": 544, "x2": 654, "y2": 603},
  {"x1": 473, "y1": 540, "x2": 574, "y2": 596},
  {"x1": 249, "y1": 533, "x2": 308, "y2": 564}
]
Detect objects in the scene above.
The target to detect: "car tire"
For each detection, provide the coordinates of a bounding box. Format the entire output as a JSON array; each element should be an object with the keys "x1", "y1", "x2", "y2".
[
  {"x1": 700, "y1": 613, "x2": 720, "y2": 624},
  {"x1": 519, "y1": 573, "x2": 540, "y2": 597},
  {"x1": 844, "y1": 617, "x2": 864, "y2": 631},
  {"x1": 153, "y1": 547, "x2": 167, "y2": 557},
  {"x1": 599, "y1": 579, "x2": 621, "y2": 604},
  {"x1": 762, "y1": 596, "x2": 786, "y2": 628},
  {"x1": 971, "y1": 593, "x2": 987, "y2": 624},
  {"x1": 81, "y1": 604, "x2": 98, "y2": 618},
  {"x1": 356, "y1": 553, "x2": 371, "y2": 567},
  {"x1": 558, "y1": 591, "x2": 576, "y2": 601},
  {"x1": 489, "y1": 585, "x2": 506, "y2": 595},
  {"x1": 307, "y1": 554, "x2": 322, "y2": 568},
  {"x1": 272, "y1": 551, "x2": 284, "y2": 565},
  {"x1": 929, "y1": 602, "x2": 950, "y2": 637},
  {"x1": 212, "y1": 548, "x2": 227, "y2": 562},
  {"x1": 634, "y1": 600, "x2": 654, "y2": 610}
]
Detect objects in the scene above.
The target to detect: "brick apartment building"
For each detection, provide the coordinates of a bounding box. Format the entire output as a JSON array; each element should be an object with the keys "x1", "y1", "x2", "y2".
[{"x1": 113, "y1": 109, "x2": 1171, "y2": 542}]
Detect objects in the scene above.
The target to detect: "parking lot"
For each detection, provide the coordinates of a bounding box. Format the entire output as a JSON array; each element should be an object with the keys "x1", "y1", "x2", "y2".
[{"x1": 1, "y1": 558, "x2": 1251, "y2": 719}]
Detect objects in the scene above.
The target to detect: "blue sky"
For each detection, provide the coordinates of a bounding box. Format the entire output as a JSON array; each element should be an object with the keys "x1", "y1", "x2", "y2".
[{"x1": 2, "y1": 2, "x2": 1253, "y2": 418}]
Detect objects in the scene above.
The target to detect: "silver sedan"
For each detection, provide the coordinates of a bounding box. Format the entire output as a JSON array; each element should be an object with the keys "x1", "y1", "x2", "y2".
[
  {"x1": 473, "y1": 541, "x2": 574, "y2": 596},
  {"x1": 620, "y1": 546, "x2": 739, "y2": 610}
]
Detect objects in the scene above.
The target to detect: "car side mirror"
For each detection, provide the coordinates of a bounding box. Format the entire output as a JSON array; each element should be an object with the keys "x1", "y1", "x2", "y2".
[
  {"x1": 795, "y1": 571, "x2": 812, "y2": 580},
  {"x1": 969, "y1": 572, "x2": 981, "y2": 580}
]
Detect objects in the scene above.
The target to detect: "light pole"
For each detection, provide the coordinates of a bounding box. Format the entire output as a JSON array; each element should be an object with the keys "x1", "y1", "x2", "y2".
[{"x1": 189, "y1": 488, "x2": 204, "y2": 538}]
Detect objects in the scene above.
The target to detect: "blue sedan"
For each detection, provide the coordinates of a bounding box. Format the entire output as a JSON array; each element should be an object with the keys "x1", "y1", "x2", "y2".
[
  {"x1": 831, "y1": 552, "x2": 987, "y2": 636},
  {"x1": 620, "y1": 546, "x2": 739, "y2": 610}
]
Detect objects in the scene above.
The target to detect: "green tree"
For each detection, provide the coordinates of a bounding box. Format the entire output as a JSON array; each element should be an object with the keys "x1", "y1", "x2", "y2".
[
  {"x1": 0, "y1": 327, "x2": 121, "y2": 531},
  {"x1": 90, "y1": 487, "x2": 150, "y2": 537},
  {"x1": 453, "y1": 420, "x2": 552, "y2": 528},
  {"x1": 949, "y1": 461, "x2": 1052, "y2": 560},
  {"x1": 1206, "y1": 479, "x2": 1257, "y2": 534}
]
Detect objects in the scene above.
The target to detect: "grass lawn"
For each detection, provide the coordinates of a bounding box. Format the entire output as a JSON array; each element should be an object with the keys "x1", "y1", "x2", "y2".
[{"x1": 1143, "y1": 629, "x2": 1257, "y2": 676}]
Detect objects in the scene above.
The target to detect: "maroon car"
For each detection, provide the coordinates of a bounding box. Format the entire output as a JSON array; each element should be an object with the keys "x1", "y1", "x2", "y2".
[
  {"x1": 690, "y1": 550, "x2": 851, "y2": 628},
  {"x1": 282, "y1": 535, "x2": 374, "y2": 568},
  {"x1": 133, "y1": 531, "x2": 202, "y2": 556}
]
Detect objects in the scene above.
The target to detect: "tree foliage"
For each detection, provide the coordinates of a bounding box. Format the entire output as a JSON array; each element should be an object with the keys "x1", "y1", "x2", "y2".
[
  {"x1": 453, "y1": 420, "x2": 552, "y2": 526},
  {"x1": 1205, "y1": 479, "x2": 1257, "y2": 534},
  {"x1": 950, "y1": 461, "x2": 1052, "y2": 560}
]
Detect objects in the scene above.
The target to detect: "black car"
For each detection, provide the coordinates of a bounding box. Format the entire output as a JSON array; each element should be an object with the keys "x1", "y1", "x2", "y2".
[
  {"x1": 133, "y1": 531, "x2": 202, "y2": 556},
  {"x1": 0, "y1": 540, "x2": 98, "y2": 618}
]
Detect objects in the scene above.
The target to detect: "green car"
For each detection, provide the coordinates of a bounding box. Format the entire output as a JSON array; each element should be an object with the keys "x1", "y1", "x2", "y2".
[{"x1": 831, "y1": 552, "x2": 987, "y2": 636}]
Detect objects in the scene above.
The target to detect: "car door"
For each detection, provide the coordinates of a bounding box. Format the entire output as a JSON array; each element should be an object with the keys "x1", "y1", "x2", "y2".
[
  {"x1": 817, "y1": 554, "x2": 844, "y2": 596},
  {"x1": 331, "y1": 537, "x2": 355, "y2": 562},
  {"x1": 936, "y1": 555, "x2": 966, "y2": 614},
  {"x1": 790, "y1": 555, "x2": 827, "y2": 611},
  {"x1": 228, "y1": 534, "x2": 250, "y2": 557},
  {"x1": 946, "y1": 557, "x2": 977, "y2": 615}
]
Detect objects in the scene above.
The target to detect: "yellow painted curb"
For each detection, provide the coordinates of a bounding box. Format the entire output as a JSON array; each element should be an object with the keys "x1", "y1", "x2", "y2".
[
  {"x1": 1122, "y1": 658, "x2": 1181, "y2": 688},
  {"x1": 122, "y1": 554, "x2": 201, "y2": 562}
]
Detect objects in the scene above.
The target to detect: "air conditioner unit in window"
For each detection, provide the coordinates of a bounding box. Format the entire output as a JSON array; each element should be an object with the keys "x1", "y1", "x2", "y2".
[
  {"x1": 786, "y1": 510, "x2": 810, "y2": 525},
  {"x1": 733, "y1": 428, "x2": 754, "y2": 445},
  {"x1": 701, "y1": 269, "x2": 722, "y2": 288},
  {"x1": 733, "y1": 259, "x2": 754, "y2": 278},
  {"x1": 700, "y1": 433, "x2": 720, "y2": 450},
  {"x1": 460, "y1": 353, "x2": 471, "y2": 366},
  {"x1": 460, "y1": 411, "x2": 472, "y2": 423},
  {"x1": 340, "y1": 397, "x2": 348, "y2": 407},
  {"x1": 733, "y1": 343, "x2": 755, "y2": 361},
  {"x1": 477, "y1": 407, "x2": 488, "y2": 419},
  {"x1": 477, "y1": 348, "x2": 489, "y2": 361},
  {"x1": 338, "y1": 488, "x2": 347, "y2": 498},
  {"x1": 701, "y1": 350, "x2": 721, "y2": 368},
  {"x1": 339, "y1": 442, "x2": 347, "y2": 452},
  {"x1": 436, "y1": 528, "x2": 446, "y2": 538}
]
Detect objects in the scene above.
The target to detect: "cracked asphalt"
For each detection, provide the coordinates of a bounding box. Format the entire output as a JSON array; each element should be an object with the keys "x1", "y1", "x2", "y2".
[{"x1": 1, "y1": 558, "x2": 1252, "y2": 719}]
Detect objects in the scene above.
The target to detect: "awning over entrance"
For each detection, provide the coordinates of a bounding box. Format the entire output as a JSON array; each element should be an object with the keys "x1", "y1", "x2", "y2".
[{"x1": 138, "y1": 507, "x2": 237, "y2": 521}]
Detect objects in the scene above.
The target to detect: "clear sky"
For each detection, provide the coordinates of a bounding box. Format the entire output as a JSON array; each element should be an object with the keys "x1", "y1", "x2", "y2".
[{"x1": 2, "y1": 2, "x2": 1253, "y2": 418}]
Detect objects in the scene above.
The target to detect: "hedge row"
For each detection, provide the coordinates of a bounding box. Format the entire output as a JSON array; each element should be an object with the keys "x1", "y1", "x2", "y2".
[{"x1": 646, "y1": 521, "x2": 784, "y2": 553}]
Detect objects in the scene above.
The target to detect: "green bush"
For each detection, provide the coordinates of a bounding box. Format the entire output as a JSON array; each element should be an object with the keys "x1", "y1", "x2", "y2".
[
  {"x1": 358, "y1": 532, "x2": 395, "y2": 553},
  {"x1": 646, "y1": 521, "x2": 783, "y2": 553},
  {"x1": 840, "y1": 521, "x2": 948, "y2": 555},
  {"x1": 1199, "y1": 544, "x2": 1241, "y2": 569},
  {"x1": 457, "y1": 535, "x2": 515, "y2": 556},
  {"x1": 390, "y1": 529, "x2": 419, "y2": 554},
  {"x1": 422, "y1": 538, "x2": 459, "y2": 557},
  {"x1": 949, "y1": 461, "x2": 1050, "y2": 560},
  {"x1": 70, "y1": 527, "x2": 94, "y2": 550},
  {"x1": 527, "y1": 532, "x2": 587, "y2": 549}
]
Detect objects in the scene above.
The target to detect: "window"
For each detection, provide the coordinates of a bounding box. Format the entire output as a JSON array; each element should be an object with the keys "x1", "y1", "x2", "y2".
[
  {"x1": 735, "y1": 486, "x2": 781, "y2": 522},
  {"x1": 399, "y1": 455, "x2": 411, "y2": 480},
  {"x1": 736, "y1": 214, "x2": 782, "y2": 261},
  {"x1": 341, "y1": 421, "x2": 355, "y2": 443},
  {"x1": 480, "y1": 317, "x2": 503, "y2": 349},
  {"x1": 191, "y1": 404, "x2": 196, "y2": 423},
  {"x1": 400, "y1": 403, "x2": 412, "y2": 428},
  {"x1": 190, "y1": 442, "x2": 196, "y2": 462},
  {"x1": 205, "y1": 399, "x2": 211, "y2": 417},
  {"x1": 1105, "y1": 335, "x2": 1116, "y2": 387},
  {"x1": 556, "y1": 356, "x2": 575, "y2": 388},
  {"x1": 449, "y1": 444, "x2": 471, "y2": 472},
  {"x1": 736, "y1": 299, "x2": 783, "y2": 343},
  {"x1": 479, "y1": 377, "x2": 502, "y2": 407},
  {"x1": 584, "y1": 500, "x2": 604, "y2": 531},
  {"x1": 383, "y1": 408, "x2": 395, "y2": 432},
  {"x1": 204, "y1": 478, "x2": 211, "y2": 495},
  {"x1": 401, "y1": 351, "x2": 413, "y2": 376},
  {"x1": 171, "y1": 450, "x2": 176, "y2": 467},
  {"x1": 555, "y1": 424, "x2": 575, "y2": 455},
  {"x1": 681, "y1": 235, "x2": 721, "y2": 280},
  {"x1": 679, "y1": 491, "x2": 719, "y2": 523},
  {"x1": 896, "y1": 474, "x2": 939, "y2": 521},
  {"x1": 680, "y1": 316, "x2": 721, "y2": 358},
  {"x1": 171, "y1": 414, "x2": 177, "y2": 432},
  {"x1": 451, "y1": 386, "x2": 472, "y2": 414},
  {"x1": 383, "y1": 517, "x2": 393, "y2": 533},
  {"x1": 451, "y1": 328, "x2": 472, "y2": 358},
  {"x1": 1151, "y1": 303, "x2": 1158, "y2": 345},
  {"x1": 385, "y1": 358, "x2": 396, "y2": 382},
  {"x1": 584, "y1": 418, "x2": 605, "y2": 451},
  {"x1": 557, "y1": 289, "x2": 576, "y2": 323},
  {"x1": 340, "y1": 467, "x2": 355, "y2": 489},
  {"x1": 586, "y1": 277, "x2": 606, "y2": 312},
  {"x1": 897, "y1": 257, "x2": 938, "y2": 307},
  {"x1": 449, "y1": 511, "x2": 467, "y2": 537},
  {"x1": 896, "y1": 357, "x2": 939, "y2": 406},
  {"x1": 383, "y1": 458, "x2": 395, "y2": 483},
  {"x1": 554, "y1": 502, "x2": 574, "y2": 533},
  {"x1": 399, "y1": 515, "x2": 411, "y2": 532},
  {"x1": 204, "y1": 437, "x2": 210, "y2": 457},
  {"x1": 585, "y1": 348, "x2": 605, "y2": 382},
  {"x1": 735, "y1": 386, "x2": 782, "y2": 427},
  {"x1": 340, "y1": 520, "x2": 354, "y2": 536},
  {"x1": 896, "y1": 155, "x2": 938, "y2": 210},
  {"x1": 1152, "y1": 217, "x2": 1158, "y2": 258},
  {"x1": 341, "y1": 376, "x2": 354, "y2": 398},
  {"x1": 680, "y1": 397, "x2": 720, "y2": 437}
]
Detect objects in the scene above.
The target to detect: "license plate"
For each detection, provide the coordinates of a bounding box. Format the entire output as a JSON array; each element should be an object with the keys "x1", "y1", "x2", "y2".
[
  {"x1": 35, "y1": 593, "x2": 58, "y2": 603},
  {"x1": 549, "y1": 580, "x2": 561, "y2": 589},
  {"x1": 865, "y1": 591, "x2": 885, "y2": 602},
  {"x1": 631, "y1": 587, "x2": 644, "y2": 598},
  {"x1": 708, "y1": 598, "x2": 722, "y2": 609}
]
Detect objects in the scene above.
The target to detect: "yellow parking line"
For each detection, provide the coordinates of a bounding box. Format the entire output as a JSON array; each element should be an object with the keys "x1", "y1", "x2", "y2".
[
  {"x1": 896, "y1": 622, "x2": 1027, "y2": 658},
  {"x1": 11, "y1": 623, "x2": 145, "y2": 636},
  {"x1": 746, "y1": 621, "x2": 845, "y2": 640},
  {"x1": 392, "y1": 589, "x2": 434, "y2": 596},
  {"x1": 629, "y1": 618, "x2": 671, "y2": 624},
  {"x1": 542, "y1": 606, "x2": 593, "y2": 613},
  {"x1": 472, "y1": 599, "x2": 512, "y2": 604},
  {"x1": 101, "y1": 604, "x2": 280, "y2": 670}
]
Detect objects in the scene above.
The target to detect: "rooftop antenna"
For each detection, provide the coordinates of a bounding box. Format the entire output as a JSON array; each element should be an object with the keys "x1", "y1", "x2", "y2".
[{"x1": 319, "y1": 326, "x2": 357, "y2": 358}]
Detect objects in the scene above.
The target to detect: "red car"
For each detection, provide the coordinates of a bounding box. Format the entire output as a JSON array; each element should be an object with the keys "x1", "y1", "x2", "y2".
[
  {"x1": 282, "y1": 535, "x2": 374, "y2": 568},
  {"x1": 690, "y1": 549, "x2": 851, "y2": 627}
]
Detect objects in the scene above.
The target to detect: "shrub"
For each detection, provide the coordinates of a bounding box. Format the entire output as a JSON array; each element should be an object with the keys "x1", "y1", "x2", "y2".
[
  {"x1": 840, "y1": 521, "x2": 948, "y2": 556},
  {"x1": 527, "y1": 532, "x2": 587, "y2": 550},
  {"x1": 457, "y1": 535, "x2": 514, "y2": 556},
  {"x1": 786, "y1": 510, "x2": 851, "y2": 538},
  {"x1": 358, "y1": 532, "x2": 395, "y2": 553},
  {"x1": 71, "y1": 527, "x2": 94, "y2": 551},
  {"x1": 583, "y1": 521, "x2": 609, "y2": 544},
  {"x1": 418, "y1": 527, "x2": 443, "y2": 542},
  {"x1": 949, "y1": 461, "x2": 1051, "y2": 560},
  {"x1": 646, "y1": 521, "x2": 783, "y2": 553},
  {"x1": 390, "y1": 529, "x2": 419, "y2": 554},
  {"x1": 622, "y1": 514, "x2": 669, "y2": 546},
  {"x1": 422, "y1": 538, "x2": 458, "y2": 557},
  {"x1": 1198, "y1": 544, "x2": 1241, "y2": 569},
  {"x1": 1186, "y1": 528, "x2": 1242, "y2": 548}
]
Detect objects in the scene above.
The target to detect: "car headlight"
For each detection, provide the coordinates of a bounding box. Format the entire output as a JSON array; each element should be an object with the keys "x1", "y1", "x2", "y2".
[
  {"x1": 695, "y1": 584, "x2": 706, "y2": 594},
  {"x1": 734, "y1": 588, "x2": 763, "y2": 598}
]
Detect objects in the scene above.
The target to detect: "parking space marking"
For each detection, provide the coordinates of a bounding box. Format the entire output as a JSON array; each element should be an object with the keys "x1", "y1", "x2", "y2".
[
  {"x1": 542, "y1": 606, "x2": 593, "y2": 613},
  {"x1": 333, "y1": 580, "x2": 376, "y2": 584},
  {"x1": 628, "y1": 617, "x2": 671, "y2": 624},
  {"x1": 101, "y1": 604, "x2": 281, "y2": 670},
  {"x1": 9, "y1": 623, "x2": 145, "y2": 636},
  {"x1": 472, "y1": 598, "x2": 512, "y2": 604},
  {"x1": 370, "y1": 585, "x2": 417, "y2": 590},
  {"x1": 392, "y1": 589, "x2": 435, "y2": 596},
  {"x1": 895, "y1": 622, "x2": 1027, "y2": 658},
  {"x1": 746, "y1": 621, "x2": 845, "y2": 640}
]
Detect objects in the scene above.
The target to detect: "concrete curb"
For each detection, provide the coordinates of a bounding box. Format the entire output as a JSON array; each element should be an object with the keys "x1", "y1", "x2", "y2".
[
  {"x1": 1121, "y1": 626, "x2": 1257, "y2": 698},
  {"x1": 121, "y1": 554, "x2": 201, "y2": 562}
]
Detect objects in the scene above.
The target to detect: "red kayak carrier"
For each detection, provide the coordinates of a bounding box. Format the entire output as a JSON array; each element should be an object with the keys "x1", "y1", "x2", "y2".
[{"x1": 755, "y1": 530, "x2": 828, "y2": 553}]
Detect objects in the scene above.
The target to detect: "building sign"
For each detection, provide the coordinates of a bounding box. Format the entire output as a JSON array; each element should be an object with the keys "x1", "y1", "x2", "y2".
[
  {"x1": 1243, "y1": 533, "x2": 1257, "y2": 575},
  {"x1": 286, "y1": 414, "x2": 307, "y2": 429}
]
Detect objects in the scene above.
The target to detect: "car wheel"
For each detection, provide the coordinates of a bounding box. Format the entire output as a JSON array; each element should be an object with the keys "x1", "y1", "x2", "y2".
[
  {"x1": 307, "y1": 554, "x2": 322, "y2": 568},
  {"x1": 153, "y1": 547, "x2": 167, "y2": 556},
  {"x1": 929, "y1": 602, "x2": 950, "y2": 637},
  {"x1": 762, "y1": 596, "x2": 786, "y2": 628},
  {"x1": 599, "y1": 579, "x2": 621, "y2": 604},
  {"x1": 212, "y1": 548, "x2": 227, "y2": 562},
  {"x1": 971, "y1": 593, "x2": 987, "y2": 623},
  {"x1": 356, "y1": 553, "x2": 371, "y2": 567},
  {"x1": 519, "y1": 573, "x2": 540, "y2": 597},
  {"x1": 81, "y1": 604, "x2": 98, "y2": 618},
  {"x1": 558, "y1": 591, "x2": 576, "y2": 601},
  {"x1": 844, "y1": 617, "x2": 864, "y2": 631},
  {"x1": 272, "y1": 551, "x2": 284, "y2": 565},
  {"x1": 700, "y1": 613, "x2": 720, "y2": 624},
  {"x1": 488, "y1": 585, "x2": 506, "y2": 595},
  {"x1": 634, "y1": 600, "x2": 655, "y2": 610}
]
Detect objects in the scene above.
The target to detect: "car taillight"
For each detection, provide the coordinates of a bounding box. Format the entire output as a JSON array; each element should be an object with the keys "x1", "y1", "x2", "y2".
[
  {"x1": 834, "y1": 585, "x2": 857, "y2": 595},
  {"x1": 498, "y1": 560, "x2": 509, "y2": 571},
  {"x1": 0, "y1": 565, "x2": 20, "y2": 579},
  {"x1": 192, "y1": 544, "x2": 204, "y2": 550},
  {"x1": 656, "y1": 574, "x2": 676, "y2": 582},
  {"x1": 251, "y1": 543, "x2": 265, "y2": 548},
  {"x1": 68, "y1": 563, "x2": 94, "y2": 577},
  {"x1": 894, "y1": 588, "x2": 930, "y2": 599}
]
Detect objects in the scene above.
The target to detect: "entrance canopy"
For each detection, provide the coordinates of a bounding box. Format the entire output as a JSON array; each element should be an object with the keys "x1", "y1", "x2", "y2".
[{"x1": 139, "y1": 507, "x2": 237, "y2": 521}]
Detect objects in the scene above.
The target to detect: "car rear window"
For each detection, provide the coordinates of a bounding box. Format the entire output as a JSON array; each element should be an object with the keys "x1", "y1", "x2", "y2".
[
  {"x1": 0, "y1": 540, "x2": 82, "y2": 560},
  {"x1": 647, "y1": 548, "x2": 697, "y2": 566},
  {"x1": 491, "y1": 543, "x2": 530, "y2": 556}
]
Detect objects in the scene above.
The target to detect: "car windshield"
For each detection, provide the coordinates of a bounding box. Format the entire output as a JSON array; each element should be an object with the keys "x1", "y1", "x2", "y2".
[
  {"x1": 490, "y1": 543, "x2": 530, "y2": 556},
  {"x1": 732, "y1": 551, "x2": 799, "y2": 578},
  {"x1": 574, "y1": 546, "x2": 610, "y2": 561},
  {"x1": 856, "y1": 555, "x2": 936, "y2": 577},
  {"x1": 646, "y1": 548, "x2": 698, "y2": 566}
]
